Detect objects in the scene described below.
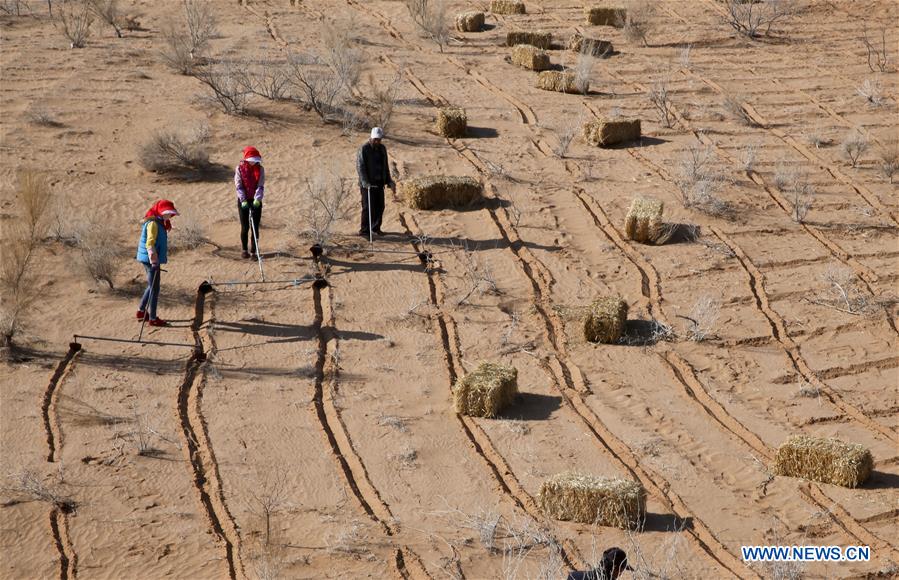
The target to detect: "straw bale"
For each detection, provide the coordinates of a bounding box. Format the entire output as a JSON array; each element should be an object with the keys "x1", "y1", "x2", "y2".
[
  {"x1": 583, "y1": 118, "x2": 641, "y2": 147},
  {"x1": 491, "y1": 0, "x2": 526, "y2": 15},
  {"x1": 506, "y1": 30, "x2": 552, "y2": 49},
  {"x1": 567, "y1": 32, "x2": 613, "y2": 57},
  {"x1": 539, "y1": 473, "x2": 645, "y2": 528},
  {"x1": 456, "y1": 11, "x2": 485, "y2": 32},
  {"x1": 453, "y1": 362, "x2": 518, "y2": 418},
  {"x1": 625, "y1": 197, "x2": 663, "y2": 244},
  {"x1": 585, "y1": 6, "x2": 625, "y2": 26},
  {"x1": 399, "y1": 175, "x2": 483, "y2": 210},
  {"x1": 511, "y1": 44, "x2": 551, "y2": 71},
  {"x1": 774, "y1": 436, "x2": 873, "y2": 488},
  {"x1": 583, "y1": 296, "x2": 627, "y2": 343},
  {"x1": 436, "y1": 107, "x2": 467, "y2": 138},
  {"x1": 536, "y1": 71, "x2": 585, "y2": 94}
]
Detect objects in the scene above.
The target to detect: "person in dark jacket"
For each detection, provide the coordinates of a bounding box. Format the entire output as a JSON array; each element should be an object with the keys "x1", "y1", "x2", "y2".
[
  {"x1": 235, "y1": 146, "x2": 265, "y2": 259},
  {"x1": 567, "y1": 547, "x2": 633, "y2": 580},
  {"x1": 135, "y1": 199, "x2": 179, "y2": 327},
  {"x1": 355, "y1": 127, "x2": 395, "y2": 237}
]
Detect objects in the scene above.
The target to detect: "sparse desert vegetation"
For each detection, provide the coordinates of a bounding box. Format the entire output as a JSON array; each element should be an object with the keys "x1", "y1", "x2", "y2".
[{"x1": 2, "y1": 1, "x2": 897, "y2": 578}]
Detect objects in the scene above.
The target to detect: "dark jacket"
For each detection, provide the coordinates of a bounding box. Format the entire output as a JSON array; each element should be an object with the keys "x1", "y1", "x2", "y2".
[{"x1": 356, "y1": 141, "x2": 393, "y2": 188}]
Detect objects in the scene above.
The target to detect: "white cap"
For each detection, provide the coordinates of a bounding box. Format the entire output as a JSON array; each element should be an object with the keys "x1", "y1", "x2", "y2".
[
  {"x1": 370, "y1": 127, "x2": 384, "y2": 139},
  {"x1": 245, "y1": 156, "x2": 262, "y2": 164}
]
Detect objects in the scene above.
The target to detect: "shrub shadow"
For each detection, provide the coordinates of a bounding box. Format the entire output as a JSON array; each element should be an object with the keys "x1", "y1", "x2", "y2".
[
  {"x1": 642, "y1": 513, "x2": 693, "y2": 533},
  {"x1": 866, "y1": 470, "x2": 899, "y2": 490},
  {"x1": 655, "y1": 223, "x2": 700, "y2": 245},
  {"x1": 465, "y1": 126, "x2": 499, "y2": 139},
  {"x1": 620, "y1": 319, "x2": 672, "y2": 346},
  {"x1": 500, "y1": 393, "x2": 563, "y2": 420}
]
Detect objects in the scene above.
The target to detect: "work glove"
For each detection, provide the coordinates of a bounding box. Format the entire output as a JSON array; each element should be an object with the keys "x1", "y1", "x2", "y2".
[
  {"x1": 241, "y1": 200, "x2": 249, "y2": 209},
  {"x1": 361, "y1": 181, "x2": 371, "y2": 189},
  {"x1": 253, "y1": 199, "x2": 261, "y2": 208}
]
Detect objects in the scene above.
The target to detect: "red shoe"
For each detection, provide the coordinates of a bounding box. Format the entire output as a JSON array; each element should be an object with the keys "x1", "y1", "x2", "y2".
[
  {"x1": 147, "y1": 319, "x2": 169, "y2": 327},
  {"x1": 136, "y1": 310, "x2": 147, "y2": 321}
]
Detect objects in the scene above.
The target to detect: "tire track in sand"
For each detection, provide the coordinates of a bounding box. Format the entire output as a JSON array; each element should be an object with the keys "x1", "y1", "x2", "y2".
[
  {"x1": 310, "y1": 282, "x2": 432, "y2": 579},
  {"x1": 177, "y1": 284, "x2": 243, "y2": 580},
  {"x1": 49, "y1": 506, "x2": 77, "y2": 580},
  {"x1": 42, "y1": 344, "x2": 82, "y2": 463}
]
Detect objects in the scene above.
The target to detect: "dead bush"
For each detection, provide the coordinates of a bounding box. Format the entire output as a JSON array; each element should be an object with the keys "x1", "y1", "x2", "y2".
[
  {"x1": 405, "y1": 0, "x2": 450, "y2": 52},
  {"x1": 840, "y1": 130, "x2": 869, "y2": 167},
  {"x1": 675, "y1": 145, "x2": 732, "y2": 217},
  {"x1": 862, "y1": 25, "x2": 889, "y2": 73},
  {"x1": 243, "y1": 58, "x2": 291, "y2": 101},
  {"x1": 554, "y1": 114, "x2": 583, "y2": 158},
  {"x1": 790, "y1": 182, "x2": 814, "y2": 223},
  {"x1": 19, "y1": 169, "x2": 53, "y2": 241},
  {"x1": 0, "y1": 0, "x2": 29, "y2": 16},
  {"x1": 192, "y1": 61, "x2": 251, "y2": 114},
  {"x1": 160, "y1": 0, "x2": 217, "y2": 74},
  {"x1": 362, "y1": 72, "x2": 401, "y2": 131},
  {"x1": 723, "y1": 0, "x2": 793, "y2": 39},
  {"x1": 739, "y1": 142, "x2": 758, "y2": 172},
  {"x1": 647, "y1": 75, "x2": 674, "y2": 128},
  {"x1": 56, "y1": 0, "x2": 93, "y2": 48},
  {"x1": 678, "y1": 295, "x2": 720, "y2": 341},
  {"x1": 322, "y1": 24, "x2": 363, "y2": 94},
  {"x1": 0, "y1": 224, "x2": 39, "y2": 350},
  {"x1": 721, "y1": 93, "x2": 755, "y2": 126},
  {"x1": 617, "y1": 0, "x2": 654, "y2": 46},
  {"x1": 573, "y1": 51, "x2": 594, "y2": 95},
  {"x1": 139, "y1": 125, "x2": 211, "y2": 174},
  {"x1": 26, "y1": 104, "x2": 63, "y2": 128},
  {"x1": 170, "y1": 215, "x2": 206, "y2": 252},
  {"x1": 3, "y1": 470, "x2": 74, "y2": 511},
  {"x1": 88, "y1": 0, "x2": 124, "y2": 37},
  {"x1": 857, "y1": 77, "x2": 884, "y2": 107},
  {"x1": 248, "y1": 471, "x2": 288, "y2": 547},
  {"x1": 299, "y1": 167, "x2": 352, "y2": 245},
  {"x1": 877, "y1": 140, "x2": 898, "y2": 183},
  {"x1": 76, "y1": 222, "x2": 120, "y2": 289}
]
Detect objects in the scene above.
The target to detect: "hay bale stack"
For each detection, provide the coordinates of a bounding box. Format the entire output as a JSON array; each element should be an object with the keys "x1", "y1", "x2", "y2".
[
  {"x1": 583, "y1": 296, "x2": 628, "y2": 343},
  {"x1": 453, "y1": 362, "x2": 518, "y2": 418},
  {"x1": 583, "y1": 118, "x2": 641, "y2": 147},
  {"x1": 536, "y1": 71, "x2": 585, "y2": 94},
  {"x1": 491, "y1": 0, "x2": 526, "y2": 14},
  {"x1": 511, "y1": 44, "x2": 551, "y2": 70},
  {"x1": 506, "y1": 30, "x2": 552, "y2": 49},
  {"x1": 625, "y1": 197, "x2": 663, "y2": 244},
  {"x1": 539, "y1": 473, "x2": 645, "y2": 528},
  {"x1": 399, "y1": 175, "x2": 483, "y2": 210},
  {"x1": 774, "y1": 436, "x2": 873, "y2": 488},
  {"x1": 436, "y1": 107, "x2": 467, "y2": 138},
  {"x1": 456, "y1": 11, "x2": 485, "y2": 32},
  {"x1": 568, "y1": 32, "x2": 613, "y2": 57},
  {"x1": 585, "y1": 6, "x2": 625, "y2": 26}
]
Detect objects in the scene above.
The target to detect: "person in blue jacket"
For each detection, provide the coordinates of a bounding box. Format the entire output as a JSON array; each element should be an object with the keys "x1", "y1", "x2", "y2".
[{"x1": 136, "y1": 199, "x2": 179, "y2": 327}]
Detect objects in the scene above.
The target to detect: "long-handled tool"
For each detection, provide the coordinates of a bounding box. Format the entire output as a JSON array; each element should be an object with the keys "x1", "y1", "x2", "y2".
[
  {"x1": 138, "y1": 266, "x2": 161, "y2": 342},
  {"x1": 366, "y1": 185, "x2": 374, "y2": 246},
  {"x1": 249, "y1": 207, "x2": 265, "y2": 281}
]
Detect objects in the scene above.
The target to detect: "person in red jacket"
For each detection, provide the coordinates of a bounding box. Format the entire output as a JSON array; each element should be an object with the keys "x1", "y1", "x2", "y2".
[{"x1": 235, "y1": 146, "x2": 266, "y2": 259}]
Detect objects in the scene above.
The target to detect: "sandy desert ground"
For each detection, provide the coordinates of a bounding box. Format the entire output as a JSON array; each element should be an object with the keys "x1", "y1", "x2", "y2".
[{"x1": 1, "y1": 0, "x2": 897, "y2": 578}]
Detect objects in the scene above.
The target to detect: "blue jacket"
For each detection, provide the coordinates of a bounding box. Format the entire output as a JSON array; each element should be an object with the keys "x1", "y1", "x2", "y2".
[{"x1": 136, "y1": 219, "x2": 168, "y2": 264}]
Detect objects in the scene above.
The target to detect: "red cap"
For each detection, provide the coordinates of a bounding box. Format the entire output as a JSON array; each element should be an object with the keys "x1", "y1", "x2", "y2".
[{"x1": 243, "y1": 146, "x2": 261, "y2": 160}]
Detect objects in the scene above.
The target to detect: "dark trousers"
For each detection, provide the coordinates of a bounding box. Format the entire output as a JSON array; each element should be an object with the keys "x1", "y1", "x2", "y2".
[
  {"x1": 238, "y1": 202, "x2": 262, "y2": 253},
  {"x1": 360, "y1": 185, "x2": 385, "y2": 234},
  {"x1": 138, "y1": 262, "x2": 161, "y2": 320}
]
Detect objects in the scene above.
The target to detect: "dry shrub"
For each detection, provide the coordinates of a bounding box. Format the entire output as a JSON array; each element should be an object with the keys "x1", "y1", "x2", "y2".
[
  {"x1": 721, "y1": 93, "x2": 755, "y2": 126},
  {"x1": 539, "y1": 473, "x2": 645, "y2": 528},
  {"x1": 510, "y1": 44, "x2": 550, "y2": 70},
  {"x1": 88, "y1": 0, "x2": 124, "y2": 37},
  {"x1": 452, "y1": 362, "x2": 518, "y2": 418},
  {"x1": 322, "y1": 24, "x2": 362, "y2": 94},
  {"x1": 3, "y1": 470, "x2": 74, "y2": 512},
  {"x1": 585, "y1": 6, "x2": 625, "y2": 26},
  {"x1": 192, "y1": 61, "x2": 251, "y2": 114},
  {"x1": 774, "y1": 436, "x2": 873, "y2": 488},
  {"x1": 26, "y1": 104, "x2": 63, "y2": 128},
  {"x1": 624, "y1": 197, "x2": 663, "y2": 243},
  {"x1": 675, "y1": 145, "x2": 732, "y2": 217},
  {"x1": 405, "y1": 0, "x2": 450, "y2": 52},
  {"x1": 170, "y1": 215, "x2": 206, "y2": 252},
  {"x1": 583, "y1": 117, "x2": 641, "y2": 147},
  {"x1": 679, "y1": 295, "x2": 720, "y2": 341},
  {"x1": 647, "y1": 75, "x2": 673, "y2": 128},
  {"x1": 299, "y1": 167, "x2": 352, "y2": 245},
  {"x1": 242, "y1": 58, "x2": 291, "y2": 101},
  {"x1": 506, "y1": 30, "x2": 552, "y2": 49},
  {"x1": 877, "y1": 139, "x2": 899, "y2": 183},
  {"x1": 139, "y1": 125, "x2": 211, "y2": 174},
  {"x1": 436, "y1": 107, "x2": 467, "y2": 138},
  {"x1": 567, "y1": 33, "x2": 613, "y2": 57},
  {"x1": 399, "y1": 175, "x2": 483, "y2": 210},
  {"x1": 76, "y1": 222, "x2": 120, "y2": 289},
  {"x1": 455, "y1": 11, "x2": 484, "y2": 32},
  {"x1": 56, "y1": 0, "x2": 94, "y2": 48},
  {"x1": 0, "y1": 0, "x2": 29, "y2": 16},
  {"x1": 861, "y1": 24, "x2": 889, "y2": 73},
  {"x1": 491, "y1": 0, "x2": 525, "y2": 15},
  {"x1": 554, "y1": 114, "x2": 583, "y2": 158},
  {"x1": 360, "y1": 72, "x2": 401, "y2": 132},
  {"x1": 723, "y1": 0, "x2": 793, "y2": 39},
  {"x1": 286, "y1": 53, "x2": 349, "y2": 122},
  {"x1": 856, "y1": 77, "x2": 884, "y2": 107},
  {"x1": 160, "y1": 0, "x2": 216, "y2": 74},
  {"x1": 19, "y1": 169, "x2": 53, "y2": 241},
  {"x1": 0, "y1": 223, "x2": 39, "y2": 349},
  {"x1": 840, "y1": 130, "x2": 869, "y2": 167},
  {"x1": 536, "y1": 71, "x2": 582, "y2": 94},
  {"x1": 583, "y1": 296, "x2": 628, "y2": 343},
  {"x1": 617, "y1": 0, "x2": 654, "y2": 45}
]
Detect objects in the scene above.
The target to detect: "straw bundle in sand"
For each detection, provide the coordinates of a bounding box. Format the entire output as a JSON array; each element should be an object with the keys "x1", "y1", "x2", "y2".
[
  {"x1": 511, "y1": 44, "x2": 551, "y2": 70},
  {"x1": 568, "y1": 33, "x2": 613, "y2": 57},
  {"x1": 506, "y1": 30, "x2": 552, "y2": 49},
  {"x1": 536, "y1": 71, "x2": 585, "y2": 94},
  {"x1": 774, "y1": 436, "x2": 873, "y2": 488},
  {"x1": 436, "y1": 107, "x2": 467, "y2": 138},
  {"x1": 585, "y1": 6, "x2": 625, "y2": 26},
  {"x1": 456, "y1": 11, "x2": 485, "y2": 32},
  {"x1": 583, "y1": 296, "x2": 628, "y2": 343},
  {"x1": 625, "y1": 197, "x2": 663, "y2": 244},
  {"x1": 399, "y1": 175, "x2": 483, "y2": 210},
  {"x1": 491, "y1": 0, "x2": 526, "y2": 14},
  {"x1": 583, "y1": 118, "x2": 641, "y2": 147},
  {"x1": 540, "y1": 473, "x2": 645, "y2": 528},
  {"x1": 453, "y1": 362, "x2": 518, "y2": 418}
]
